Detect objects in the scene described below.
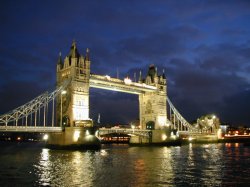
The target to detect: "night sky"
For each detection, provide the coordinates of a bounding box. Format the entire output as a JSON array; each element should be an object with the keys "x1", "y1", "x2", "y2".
[{"x1": 0, "y1": 0, "x2": 250, "y2": 126}]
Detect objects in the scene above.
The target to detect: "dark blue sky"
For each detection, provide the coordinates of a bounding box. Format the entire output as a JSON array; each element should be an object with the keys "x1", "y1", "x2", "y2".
[{"x1": 0, "y1": 0, "x2": 250, "y2": 126}]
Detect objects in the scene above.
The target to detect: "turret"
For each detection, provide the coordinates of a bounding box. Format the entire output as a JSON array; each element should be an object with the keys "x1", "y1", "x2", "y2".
[
  {"x1": 56, "y1": 41, "x2": 91, "y2": 127},
  {"x1": 146, "y1": 64, "x2": 157, "y2": 84},
  {"x1": 154, "y1": 66, "x2": 159, "y2": 84},
  {"x1": 85, "y1": 48, "x2": 90, "y2": 61},
  {"x1": 162, "y1": 69, "x2": 166, "y2": 79},
  {"x1": 56, "y1": 52, "x2": 63, "y2": 72},
  {"x1": 68, "y1": 40, "x2": 80, "y2": 59},
  {"x1": 138, "y1": 70, "x2": 142, "y2": 83},
  {"x1": 161, "y1": 69, "x2": 167, "y2": 85}
]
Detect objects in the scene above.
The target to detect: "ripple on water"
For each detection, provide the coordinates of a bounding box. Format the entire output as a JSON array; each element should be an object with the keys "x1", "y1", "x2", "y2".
[{"x1": 0, "y1": 143, "x2": 250, "y2": 186}]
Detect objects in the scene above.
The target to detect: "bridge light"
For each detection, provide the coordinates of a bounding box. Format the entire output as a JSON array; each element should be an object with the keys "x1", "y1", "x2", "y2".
[
  {"x1": 105, "y1": 75, "x2": 111, "y2": 80},
  {"x1": 86, "y1": 130, "x2": 90, "y2": 136},
  {"x1": 73, "y1": 131, "x2": 80, "y2": 142},
  {"x1": 188, "y1": 137, "x2": 193, "y2": 141},
  {"x1": 60, "y1": 90, "x2": 67, "y2": 128},
  {"x1": 131, "y1": 125, "x2": 135, "y2": 133},
  {"x1": 170, "y1": 132, "x2": 176, "y2": 139},
  {"x1": 217, "y1": 128, "x2": 222, "y2": 139},
  {"x1": 124, "y1": 77, "x2": 132, "y2": 85},
  {"x1": 176, "y1": 131, "x2": 179, "y2": 137},
  {"x1": 162, "y1": 134, "x2": 167, "y2": 141},
  {"x1": 43, "y1": 134, "x2": 49, "y2": 141},
  {"x1": 158, "y1": 116, "x2": 166, "y2": 127},
  {"x1": 95, "y1": 130, "x2": 99, "y2": 137}
]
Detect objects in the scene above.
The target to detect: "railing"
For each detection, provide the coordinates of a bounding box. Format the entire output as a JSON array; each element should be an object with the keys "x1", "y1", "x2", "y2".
[
  {"x1": 0, "y1": 126, "x2": 63, "y2": 132},
  {"x1": 99, "y1": 128, "x2": 152, "y2": 137}
]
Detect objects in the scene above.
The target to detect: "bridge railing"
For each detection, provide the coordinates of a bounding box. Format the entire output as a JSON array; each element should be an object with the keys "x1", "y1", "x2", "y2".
[
  {"x1": 99, "y1": 128, "x2": 152, "y2": 137},
  {"x1": 0, "y1": 126, "x2": 63, "y2": 132}
]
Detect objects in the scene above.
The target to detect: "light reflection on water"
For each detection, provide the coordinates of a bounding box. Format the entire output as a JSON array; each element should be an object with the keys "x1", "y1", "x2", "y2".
[{"x1": 0, "y1": 143, "x2": 250, "y2": 186}]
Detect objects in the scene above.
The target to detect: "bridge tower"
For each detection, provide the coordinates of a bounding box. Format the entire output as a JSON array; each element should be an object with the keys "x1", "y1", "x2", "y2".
[
  {"x1": 139, "y1": 65, "x2": 167, "y2": 130},
  {"x1": 56, "y1": 41, "x2": 91, "y2": 127}
]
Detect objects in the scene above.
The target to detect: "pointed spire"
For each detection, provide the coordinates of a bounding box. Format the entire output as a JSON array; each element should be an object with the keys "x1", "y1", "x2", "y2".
[
  {"x1": 68, "y1": 40, "x2": 80, "y2": 58},
  {"x1": 72, "y1": 40, "x2": 76, "y2": 49},
  {"x1": 162, "y1": 69, "x2": 166, "y2": 79},
  {"x1": 116, "y1": 68, "x2": 119, "y2": 79},
  {"x1": 57, "y1": 52, "x2": 62, "y2": 65},
  {"x1": 139, "y1": 70, "x2": 142, "y2": 83},
  {"x1": 155, "y1": 67, "x2": 158, "y2": 77},
  {"x1": 85, "y1": 48, "x2": 90, "y2": 61}
]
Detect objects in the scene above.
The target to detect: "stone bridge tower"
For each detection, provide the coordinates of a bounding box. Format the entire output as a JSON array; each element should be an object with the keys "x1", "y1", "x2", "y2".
[
  {"x1": 139, "y1": 65, "x2": 167, "y2": 130},
  {"x1": 56, "y1": 41, "x2": 91, "y2": 127}
]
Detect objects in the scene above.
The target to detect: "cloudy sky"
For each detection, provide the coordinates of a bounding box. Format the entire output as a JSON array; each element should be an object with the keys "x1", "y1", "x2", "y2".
[{"x1": 0, "y1": 0, "x2": 250, "y2": 126}]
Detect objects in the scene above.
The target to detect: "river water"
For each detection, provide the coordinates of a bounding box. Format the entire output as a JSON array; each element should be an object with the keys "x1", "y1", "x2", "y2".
[{"x1": 0, "y1": 142, "x2": 250, "y2": 187}]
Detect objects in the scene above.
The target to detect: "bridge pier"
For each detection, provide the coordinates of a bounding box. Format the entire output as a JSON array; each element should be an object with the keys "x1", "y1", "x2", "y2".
[
  {"x1": 46, "y1": 127, "x2": 100, "y2": 149},
  {"x1": 130, "y1": 135, "x2": 151, "y2": 144},
  {"x1": 129, "y1": 128, "x2": 181, "y2": 145}
]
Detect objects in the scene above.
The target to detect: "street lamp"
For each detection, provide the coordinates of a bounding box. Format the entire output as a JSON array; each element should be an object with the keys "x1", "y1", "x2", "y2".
[
  {"x1": 131, "y1": 125, "x2": 135, "y2": 133},
  {"x1": 60, "y1": 90, "x2": 67, "y2": 128}
]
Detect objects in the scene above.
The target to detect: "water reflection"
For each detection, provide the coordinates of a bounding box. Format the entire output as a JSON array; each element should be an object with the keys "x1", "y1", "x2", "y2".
[
  {"x1": 100, "y1": 149, "x2": 108, "y2": 157},
  {"x1": 133, "y1": 159, "x2": 146, "y2": 185},
  {"x1": 2, "y1": 143, "x2": 246, "y2": 186},
  {"x1": 35, "y1": 149, "x2": 95, "y2": 186},
  {"x1": 72, "y1": 151, "x2": 94, "y2": 186},
  {"x1": 159, "y1": 147, "x2": 174, "y2": 185},
  {"x1": 36, "y1": 148, "x2": 51, "y2": 186}
]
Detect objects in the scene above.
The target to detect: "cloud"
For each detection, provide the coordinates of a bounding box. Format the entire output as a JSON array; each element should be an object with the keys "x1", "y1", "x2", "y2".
[
  {"x1": 220, "y1": 90, "x2": 250, "y2": 125},
  {"x1": 0, "y1": 0, "x2": 250, "y2": 126},
  {"x1": 195, "y1": 42, "x2": 250, "y2": 79}
]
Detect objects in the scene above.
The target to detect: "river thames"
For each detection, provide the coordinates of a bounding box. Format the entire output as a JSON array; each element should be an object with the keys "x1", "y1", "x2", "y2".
[{"x1": 0, "y1": 142, "x2": 250, "y2": 186}]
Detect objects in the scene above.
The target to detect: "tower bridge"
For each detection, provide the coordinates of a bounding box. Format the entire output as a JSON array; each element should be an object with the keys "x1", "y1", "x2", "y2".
[{"x1": 0, "y1": 41, "x2": 215, "y2": 147}]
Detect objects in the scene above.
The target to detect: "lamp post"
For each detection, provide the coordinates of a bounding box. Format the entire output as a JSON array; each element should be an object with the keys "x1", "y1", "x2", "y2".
[
  {"x1": 131, "y1": 125, "x2": 135, "y2": 133},
  {"x1": 60, "y1": 90, "x2": 67, "y2": 128}
]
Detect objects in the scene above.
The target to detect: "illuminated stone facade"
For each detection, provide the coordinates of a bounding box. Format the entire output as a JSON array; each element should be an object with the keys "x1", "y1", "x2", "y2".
[
  {"x1": 56, "y1": 42, "x2": 167, "y2": 130},
  {"x1": 139, "y1": 65, "x2": 167, "y2": 130},
  {"x1": 56, "y1": 41, "x2": 91, "y2": 127}
]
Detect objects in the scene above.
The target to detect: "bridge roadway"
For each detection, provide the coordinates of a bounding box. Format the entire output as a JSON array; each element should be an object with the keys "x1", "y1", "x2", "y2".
[
  {"x1": 0, "y1": 126, "x2": 63, "y2": 132},
  {"x1": 90, "y1": 74, "x2": 157, "y2": 94},
  {"x1": 0, "y1": 126, "x2": 151, "y2": 137},
  {"x1": 98, "y1": 128, "x2": 152, "y2": 137}
]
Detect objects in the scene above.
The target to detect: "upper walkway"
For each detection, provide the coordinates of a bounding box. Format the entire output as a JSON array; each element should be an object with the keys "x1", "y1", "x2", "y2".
[{"x1": 90, "y1": 74, "x2": 157, "y2": 94}]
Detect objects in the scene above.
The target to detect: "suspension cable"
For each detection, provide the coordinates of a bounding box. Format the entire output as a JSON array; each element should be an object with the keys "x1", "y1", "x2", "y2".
[{"x1": 0, "y1": 79, "x2": 71, "y2": 125}]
